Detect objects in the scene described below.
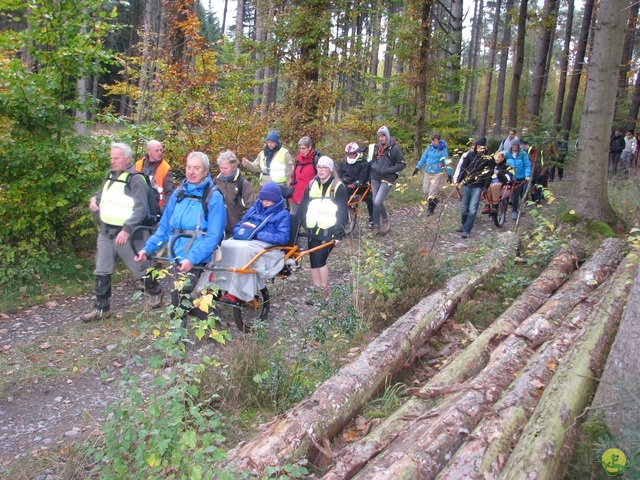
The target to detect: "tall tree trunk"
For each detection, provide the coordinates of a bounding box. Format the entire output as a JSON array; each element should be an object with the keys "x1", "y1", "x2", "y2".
[
  {"x1": 462, "y1": 0, "x2": 480, "y2": 122},
  {"x1": 569, "y1": 0, "x2": 627, "y2": 222},
  {"x1": 445, "y1": 0, "x2": 463, "y2": 104},
  {"x1": 234, "y1": 0, "x2": 244, "y2": 58},
  {"x1": 479, "y1": 0, "x2": 503, "y2": 137},
  {"x1": 527, "y1": 0, "x2": 558, "y2": 121},
  {"x1": 492, "y1": 0, "x2": 515, "y2": 137},
  {"x1": 560, "y1": 0, "x2": 595, "y2": 141},
  {"x1": 540, "y1": 0, "x2": 561, "y2": 109},
  {"x1": 467, "y1": 0, "x2": 484, "y2": 126},
  {"x1": 382, "y1": 1, "x2": 398, "y2": 96},
  {"x1": 553, "y1": 0, "x2": 574, "y2": 133},
  {"x1": 369, "y1": 0, "x2": 382, "y2": 92},
  {"x1": 413, "y1": 0, "x2": 433, "y2": 164},
  {"x1": 626, "y1": 65, "x2": 640, "y2": 132},
  {"x1": 221, "y1": 0, "x2": 228, "y2": 35},
  {"x1": 617, "y1": 0, "x2": 638, "y2": 91},
  {"x1": 507, "y1": 0, "x2": 527, "y2": 129}
]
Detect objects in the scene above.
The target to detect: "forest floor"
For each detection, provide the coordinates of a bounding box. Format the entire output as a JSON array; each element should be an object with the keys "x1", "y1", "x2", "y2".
[{"x1": 0, "y1": 173, "x2": 600, "y2": 477}]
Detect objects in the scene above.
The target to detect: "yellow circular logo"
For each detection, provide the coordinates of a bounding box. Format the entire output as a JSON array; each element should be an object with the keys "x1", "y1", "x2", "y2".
[{"x1": 602, "y1": 448, "x2": 627, "y2": 476}]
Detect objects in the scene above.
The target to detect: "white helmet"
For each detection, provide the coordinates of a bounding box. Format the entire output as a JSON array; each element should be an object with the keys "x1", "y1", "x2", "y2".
[{"x1": 345, "y1": 142, "x2": 362, "y2": 164}]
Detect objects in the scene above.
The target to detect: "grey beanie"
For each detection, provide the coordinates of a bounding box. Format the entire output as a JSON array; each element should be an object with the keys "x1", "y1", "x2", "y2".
[{"x1": 377, "y1": 125, "x2": 390, "y2": 144}]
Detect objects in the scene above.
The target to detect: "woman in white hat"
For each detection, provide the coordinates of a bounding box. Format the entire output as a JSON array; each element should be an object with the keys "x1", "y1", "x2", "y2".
[{"x1": 298, "y1": 156, "x2": 348, "y2": 297}]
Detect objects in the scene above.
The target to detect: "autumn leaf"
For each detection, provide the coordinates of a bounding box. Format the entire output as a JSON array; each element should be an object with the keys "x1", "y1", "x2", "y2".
[
  {"x1": 55, "y1": 349, "x2": 65, "y2": 355},
  {"x1": 342, "y1": 429, "x2": 360, "y2": 442},
  {"x1": 546, "y1": 360, "x2": 557, "y2": 372},
  {"x1": 530, "y1": 379, "x2": 546, "y2": 389}
]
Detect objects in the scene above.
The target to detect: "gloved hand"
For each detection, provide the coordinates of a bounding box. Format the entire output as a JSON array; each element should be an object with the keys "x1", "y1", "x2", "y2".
[
  {"x1": 412, "y1": 168, "x2": 419, "y2": 176},
  {"x1": 347, "y1": 184, "x2": 355, "y2": 190},
  {"x1": 447, "y1": 174, "x2": 453, "y2": 183}
]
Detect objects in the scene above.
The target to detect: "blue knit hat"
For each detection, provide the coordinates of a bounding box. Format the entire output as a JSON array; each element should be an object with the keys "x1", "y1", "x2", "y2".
[
  {"x1": 259, "y1": 181, "x2": 282, "y2": 203},
  {"x1": 266, "y1": 131, "x2": 280, "y2": 143}
]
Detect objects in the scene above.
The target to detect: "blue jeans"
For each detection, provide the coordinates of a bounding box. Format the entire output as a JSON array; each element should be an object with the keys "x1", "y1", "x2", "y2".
[
  {"x1": 371, "y1": 179, "x2": 392, "y2": 225},
  {"x1": 511, "y1": 179, "x2": 528, "y2": 213},
  {"x1": 460, "y1": 185, "x2": 482, "y2": 234}
]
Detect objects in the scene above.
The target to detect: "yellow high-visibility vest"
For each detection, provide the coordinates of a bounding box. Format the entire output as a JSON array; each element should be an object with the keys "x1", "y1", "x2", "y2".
[{"x1": 99, "y1": 172, "x2": 135, "y2": 226}]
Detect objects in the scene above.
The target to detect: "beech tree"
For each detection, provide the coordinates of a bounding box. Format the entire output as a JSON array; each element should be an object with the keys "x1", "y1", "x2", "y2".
[{"x1": 569, "y1": 0, "x2": 628, "y2": 222}]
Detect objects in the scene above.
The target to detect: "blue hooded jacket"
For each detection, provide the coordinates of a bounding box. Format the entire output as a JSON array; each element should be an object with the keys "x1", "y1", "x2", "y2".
[
  {"x1": 143, "y1": 175, "x2": 226, "y2": 265},
  {"x1": 505, "y1": 150, "x2": 532, "y2": 180},
  {"x1": 416, "y1": 140, "x2": 452, "y2": 175},
  {"x1": 232, "y1": 197, "x2": 291, "y2": 245}
]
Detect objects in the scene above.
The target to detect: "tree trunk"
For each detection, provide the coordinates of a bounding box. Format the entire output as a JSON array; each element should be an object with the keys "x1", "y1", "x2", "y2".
[
  {"x1": 413, "y1": 1, "x2": 433, "y2": 164},
  {"x1": 626, "y1": 65, "x2": 640, "y2": 132},
  {"x1": 507, "y1": 0, "x2": 527, "y2": 129},
  {"x1": 369, "y1": 0, "x2": 382, "y2": 92},
  {"x1": 462, "y1": 0, "x2": 480, "y2": 122},
  {"x1": 323, "y1": 239, "x2": 624, "y2": 480},
  {"x1": 444, "y1": 0, "x2": 463, "y2": 104},
  {"x1": 616, "y1": 0, "x2": 639, "y2": 97},
  {"x1": 221, "y1": 0, "x2": 228, "y2": 36},
  {"x1": 436, "y1": 262, "x2": 628, "y2": 479},
  {"x1": 382, "y1": 1, "x2": 398, "y2": 96},
  {"x1": 492, "y1": 0, "x2": 514, "y2": 137},
  {"x1": 223, "y1": 233, "x2": 518, "y2": 472},
  {"x1": 234, "y1": 0, "x2": 244, "y2": 58},
  {"x1": 553, "y1": 0, "x2": 574, "y2": 133},
  {"x1": 539, "y1": 0, "x2": 561, "y2": 110},
  {"x1": 498, "y1": 256, "x2": 634, "y2": 480},
  {"x1": 467, "y1": 0, "x2": 484, "y2": 126},
  {"x1": 569, "y1": 0, "x2": 627, "y2": 223},
  {"x1": 479, "y1": 0, "x2": 503, "y2": 137},
  {"x1": 560, "y1": 0, "x2": 595, "y2": 141},
  {"x1": 527, "y1": 0, "x2": 558, "y2": 120}
]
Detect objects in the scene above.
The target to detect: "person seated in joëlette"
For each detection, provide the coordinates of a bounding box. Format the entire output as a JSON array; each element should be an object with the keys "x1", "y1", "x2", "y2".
[
  {"x1": 483, "y1": 151, "x2": 514, "y2": 214},
  {"x1": 215, "y1": 181, "x2": 291, "y2": 304}
]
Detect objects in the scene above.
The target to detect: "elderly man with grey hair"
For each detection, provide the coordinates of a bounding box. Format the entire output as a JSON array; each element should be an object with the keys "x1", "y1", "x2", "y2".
[
  {"x1": 80, "y1": 142, "x2": 163, "y2": 322},
  {"x1": 135, "y1": 139, "x2": 175, "y2": 214}
]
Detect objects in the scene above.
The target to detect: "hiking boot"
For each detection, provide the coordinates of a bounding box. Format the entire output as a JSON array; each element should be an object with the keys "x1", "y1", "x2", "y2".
[
  {"x1": 426, "y1": 209, "x2": 434, "y2": 217},
  {"x1": 79, "y1": 308, "x2": 110, "y2": 323},
  {"x1": 372, "y1": 225, "x2": 380, "y2": 235},
  {"x1": 380, "y1": 218, "x2": 391, "y2": 234},
  {"x1": 455, "y1": 225, "x2": 464, "y2": 233},
  {"x1": 147, "y1": 291, "x2": 164, "y2": 309},
  {"x1": 461, "y1": 232, "x2": 469, "y2": 239}
]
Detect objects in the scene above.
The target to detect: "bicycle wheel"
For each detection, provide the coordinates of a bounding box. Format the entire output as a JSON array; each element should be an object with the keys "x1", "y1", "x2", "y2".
[
  {"x1": 494, "y1": 198, "x2": 508, "y2": 227},
  {"x1": 234, "y1": 287, "x2": 270, "y2": 333},
  {"x1": 344, "y1": 206, "x2": 357, "y2": 236}
]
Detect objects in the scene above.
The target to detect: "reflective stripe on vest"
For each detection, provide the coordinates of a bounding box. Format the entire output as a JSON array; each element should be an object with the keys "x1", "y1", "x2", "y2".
[
  {"x1": 305, "y1": 179, "x2": 339, "y2": 230},
  {"x1": 135, "y1": 159, "x2": 170, "y2": 207},
  {"x1": 257, "y1": 148, "x2": 289, "y2": 184},
  {"x1": 100, "y1": 172, "x2": 134, "y2": 226}
]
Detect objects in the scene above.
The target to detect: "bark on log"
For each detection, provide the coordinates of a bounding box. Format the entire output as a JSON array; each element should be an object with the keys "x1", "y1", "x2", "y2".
[
  {"x1": 497, "y1": 255, "x2": 635, "y2": 480},
  {"x1": 348, "y1": 264, "x2": 618, "y2": 480},
  {"x1": 590, "y1": 260, "x2": 640, "y2": 451},
  {"x1": 323, "y1": 239, "x2": 624, "y2": 480},
  {"x1": 435, "y1": 264, "x2": 621, "y2": 479},
  {"x1": 223, "y1": 233, "x2": 518, "y2": 473}
]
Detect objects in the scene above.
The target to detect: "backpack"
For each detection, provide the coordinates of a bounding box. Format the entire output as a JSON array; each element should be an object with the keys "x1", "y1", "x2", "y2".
[
  {"x1": 174, "y1": 183, "x2": 220, "y2": 222},
  {"x1": 313, "y1": 150, "x2": 323, "y2": 167},
  {"x1": 102, "y1": 171, "x2": 160, "y2": 226}
]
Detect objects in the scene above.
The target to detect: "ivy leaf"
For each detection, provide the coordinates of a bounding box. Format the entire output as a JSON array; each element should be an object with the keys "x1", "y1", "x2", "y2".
[{"x1": 182, "y1": 429, "x2": 197, "y2": 449}]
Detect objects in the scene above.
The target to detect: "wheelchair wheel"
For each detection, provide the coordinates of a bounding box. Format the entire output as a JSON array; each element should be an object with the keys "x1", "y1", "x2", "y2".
[
  {"x1": 234, "y1": 287, "x2": 270, "y2": 333},
  {"x1": 494, "y1": 198, "x2": 508, "y2": 227},
  {"x1": 344, "y1": 206, "x2": 357, "y2": 236}
]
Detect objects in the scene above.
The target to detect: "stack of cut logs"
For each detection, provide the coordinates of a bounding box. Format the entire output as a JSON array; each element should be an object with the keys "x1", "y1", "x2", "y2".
[{"x1": 224, "y1": 234, "x2": 634, "y2": 479}]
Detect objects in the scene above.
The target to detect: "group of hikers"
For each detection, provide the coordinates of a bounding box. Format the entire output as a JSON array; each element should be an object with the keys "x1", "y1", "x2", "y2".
[
  {"x1": 79, "y1": 125, "x2": 407, "y2": 323},
  {"x1": 609, "y1": 129, "x2": 639, "y2": 174},
  {"x1": 87, "y1": 123, "x2": 629, "y2": 323}
]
